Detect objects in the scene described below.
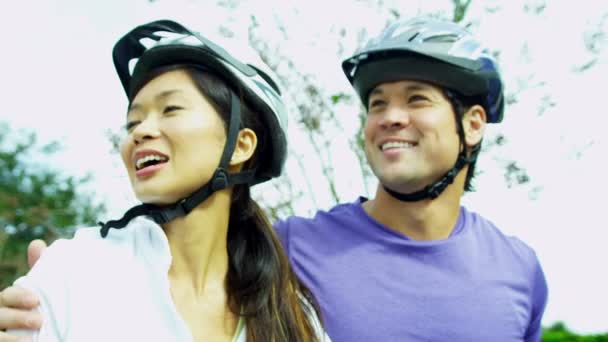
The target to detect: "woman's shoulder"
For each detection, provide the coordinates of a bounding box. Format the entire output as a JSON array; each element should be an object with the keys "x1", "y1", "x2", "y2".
[
  {"x1": 49, "y1": 225, "x2": 128, "y2": 261},
  {"x1": 19, "y1": 219, "x2": 148, "y2": 286},
  {"x1": 46, "y1": 216, "x2": 161, "y2": 263},
  {"x1": 37, "y1": 226, "x2": 103, "y2": 265},
  {"x1": 11, "y1": 219, "x2": 170, "y2": 341}
]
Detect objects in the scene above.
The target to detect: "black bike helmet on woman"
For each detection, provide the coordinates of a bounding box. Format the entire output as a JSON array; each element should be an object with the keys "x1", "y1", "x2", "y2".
[{"x1": 100, "y1": 19, "x2": 288, "y2": 236}]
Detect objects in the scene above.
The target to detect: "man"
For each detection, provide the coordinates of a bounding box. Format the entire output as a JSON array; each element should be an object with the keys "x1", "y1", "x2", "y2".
[{"x1": 0, "y1": 17, "x2": 547, "y2": 341}]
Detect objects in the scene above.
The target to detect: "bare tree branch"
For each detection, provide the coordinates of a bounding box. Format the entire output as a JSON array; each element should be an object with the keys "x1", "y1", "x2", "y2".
[{"x1": 452, "y1": 0, "x2": 473, "y2": 23}]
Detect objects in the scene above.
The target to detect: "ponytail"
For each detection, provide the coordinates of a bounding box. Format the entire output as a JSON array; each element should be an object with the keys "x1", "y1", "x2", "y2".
[{"x1": 227, "y1": 185, "x2": 322, "y2": 341}]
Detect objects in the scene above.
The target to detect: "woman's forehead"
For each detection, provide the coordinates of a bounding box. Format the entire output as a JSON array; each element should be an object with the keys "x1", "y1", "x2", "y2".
[{"x1": 130, "y1": 70, "x2": 198, "y2": 104}]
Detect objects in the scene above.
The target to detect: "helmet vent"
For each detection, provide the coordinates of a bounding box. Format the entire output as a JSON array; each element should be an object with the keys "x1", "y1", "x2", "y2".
[
  {"x1": 424, "y1": 34, "x2": 459, "y2": 43},
  {"x1": 128, "y1": 58, "x2": 139, "y2": 75},
  {"x1": 408, "y1": 32, "x2": 420, "y2": 42},
  {"x1": 139, "y1": 37, "x2": 159, "y2": 49}
]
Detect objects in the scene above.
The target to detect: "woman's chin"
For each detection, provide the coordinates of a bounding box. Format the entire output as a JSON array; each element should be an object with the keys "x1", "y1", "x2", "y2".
[{"x1": 134, "y1": 192, "x2": 181, "y2": 205}]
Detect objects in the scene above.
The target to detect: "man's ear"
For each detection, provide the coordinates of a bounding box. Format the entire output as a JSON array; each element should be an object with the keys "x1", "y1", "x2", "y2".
[
  {"x1": 229, "y1": 128, "x2": 258, "y2": 168},
  {"x1": 462, "y1": 104, "x2": 487, "y2": 148}
]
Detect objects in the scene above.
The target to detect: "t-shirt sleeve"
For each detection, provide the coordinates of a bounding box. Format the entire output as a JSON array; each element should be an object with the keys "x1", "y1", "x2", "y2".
[
  {"x1": 524, "y1": 256, "x2": 549, "y2": 342},
  {"x1": 273, "y1": 219, "x2": 290, "y2": 257},
  {"x1": 7, "y1": 239, "x2": 74, "y2": 341}
]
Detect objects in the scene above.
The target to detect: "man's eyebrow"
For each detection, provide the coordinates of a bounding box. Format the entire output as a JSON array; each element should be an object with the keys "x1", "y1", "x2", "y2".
[
  {"x1": 369, "y1": 87, "x2": 384, "y2": 98},
  {"x1": 404, "y1": 84, "x2": 431, "y2": 92},
  {"x1": 369, "y1": 83, "x2": 433, "y2": 98},
  {"x1": 128, "y1": 89, "x2": 183, "y2": 113}
]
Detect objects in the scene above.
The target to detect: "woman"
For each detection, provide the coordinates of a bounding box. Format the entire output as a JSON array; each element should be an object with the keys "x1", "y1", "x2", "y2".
[{"x1": 9, "y1": 19, "x2": 328, "y2": 342}]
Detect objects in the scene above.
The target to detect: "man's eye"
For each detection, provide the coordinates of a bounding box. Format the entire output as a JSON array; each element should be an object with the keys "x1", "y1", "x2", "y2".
[
  {"x1": 409, "y1": 95, "x2": 429, "y2": 103},
  {"x1": 369, "y1": 99, "x2": 386, "y2": 108}
]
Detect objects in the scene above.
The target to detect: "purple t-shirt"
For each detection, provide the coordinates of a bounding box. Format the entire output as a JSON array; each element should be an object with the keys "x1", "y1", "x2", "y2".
[{"x1": 274, "y1": 198, "x2": 548, "y2": 342}]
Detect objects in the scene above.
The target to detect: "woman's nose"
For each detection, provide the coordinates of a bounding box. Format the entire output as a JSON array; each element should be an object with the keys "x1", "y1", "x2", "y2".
[{"x1": 132, "y1": 116, "x2": 161, "y2": 144}]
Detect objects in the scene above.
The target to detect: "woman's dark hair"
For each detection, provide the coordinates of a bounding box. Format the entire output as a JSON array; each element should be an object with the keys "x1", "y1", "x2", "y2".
[{"x1": 137, "y1": 65, "x2": 323, "y2": 341}]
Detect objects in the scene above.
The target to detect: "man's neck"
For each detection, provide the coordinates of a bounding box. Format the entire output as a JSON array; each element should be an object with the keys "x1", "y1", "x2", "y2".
[{"x1": 363, "y1": 176, "x2": 465, "y2": 241}]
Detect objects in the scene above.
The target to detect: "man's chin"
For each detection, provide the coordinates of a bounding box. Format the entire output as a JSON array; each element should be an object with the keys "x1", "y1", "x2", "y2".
[{"x1": 378, "y1": 177, "x2": 428, "y2": 194}]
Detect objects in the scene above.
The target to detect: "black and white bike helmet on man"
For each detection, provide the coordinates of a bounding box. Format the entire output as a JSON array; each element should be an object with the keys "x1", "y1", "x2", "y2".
[
  {"x1": 100, "y1": 19, "x2": 288, "y2": 236},
  {"x1": 342, "y1": 17, "x2": 505, "y2": 201}
]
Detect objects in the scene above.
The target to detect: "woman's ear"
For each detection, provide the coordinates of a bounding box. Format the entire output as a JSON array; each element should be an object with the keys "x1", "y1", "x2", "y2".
[
  {"x1": 462, "y1": 104, "x2": 487, "y2": 148},
  {"x1": 229, "y1": 128, "x2": 258, "y2": 168}
]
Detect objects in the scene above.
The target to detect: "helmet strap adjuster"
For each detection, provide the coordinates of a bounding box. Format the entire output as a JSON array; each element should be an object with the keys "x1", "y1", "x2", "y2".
[
  {"x1": 383, "y1": 149, "x2": 468, "y2": 202},
  {"x1": 211, "y1": 168, "x2": 230, "y2": 191}
]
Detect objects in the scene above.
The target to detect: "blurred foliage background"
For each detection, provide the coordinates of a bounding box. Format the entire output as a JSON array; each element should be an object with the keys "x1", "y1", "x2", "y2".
[{"x1": 0, "y1": 122, "x2": 104, "y2": 288}]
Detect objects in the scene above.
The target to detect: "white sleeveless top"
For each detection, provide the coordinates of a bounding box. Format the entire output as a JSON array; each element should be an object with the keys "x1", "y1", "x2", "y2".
[{"x1": 10, "y1": 216, "x2": 329, "y2": 342}]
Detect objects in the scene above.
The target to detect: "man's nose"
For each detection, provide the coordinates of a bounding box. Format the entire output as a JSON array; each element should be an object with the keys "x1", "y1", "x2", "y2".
[{"x1": 379, "y1": 105, "x2": 410, "y2": 129}]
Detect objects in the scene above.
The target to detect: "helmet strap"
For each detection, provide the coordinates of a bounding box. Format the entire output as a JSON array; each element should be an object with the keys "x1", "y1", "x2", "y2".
[
  {"x1": 99, "y1": 91, "x2": 256, "y2": 237},
  {"x1": 382, "y1": 144, "x2": 479, "y2": 202}
]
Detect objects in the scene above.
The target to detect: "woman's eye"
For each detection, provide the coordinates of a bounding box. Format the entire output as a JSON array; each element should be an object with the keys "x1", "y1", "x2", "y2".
[
  {"x1": 164, "y1": 105, "x2": 183, "y2": 113},
  {"x1": 125, "y1": 121, "x2": 139, "y2": 131}
]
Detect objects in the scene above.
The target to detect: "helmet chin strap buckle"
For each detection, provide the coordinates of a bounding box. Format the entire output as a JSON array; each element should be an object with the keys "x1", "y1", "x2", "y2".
[
  {"x1": 425, "y1": 167, "x2": 460, "y2": 199},
  {"x1": 425, "y1": 183, "x2": 443, "y2": 199},
  {"x1": 211, "y1": 168, "x2": 229, "y2": 191},
  {"x1": 151, "y1": 167, "x2": 232, "y2": 224},
  {"x1": 149, "y1": 199, "x2": 188, "y2": 224},
  {"x1": 145, "y1": 167, "x2": 231, "y2": 226},
  {"x1": 384, "y1": 150, "x2": 469, "y2": 202}
]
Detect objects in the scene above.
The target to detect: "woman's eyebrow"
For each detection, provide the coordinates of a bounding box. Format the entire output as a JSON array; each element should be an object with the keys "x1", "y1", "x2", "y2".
[{"x1": 128, "y1": 89, "x2": 183, "y2": 113}]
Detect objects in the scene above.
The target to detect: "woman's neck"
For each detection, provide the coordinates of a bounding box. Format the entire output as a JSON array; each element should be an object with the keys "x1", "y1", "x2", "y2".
[
  {"x1": 163, "y1": 190, "x2": 232, "y2": 296},
  {"x1": 162, "y1": 190, "x2": 239, "y2": 342}
]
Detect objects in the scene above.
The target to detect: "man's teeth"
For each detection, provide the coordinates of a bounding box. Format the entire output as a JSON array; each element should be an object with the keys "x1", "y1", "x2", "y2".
[
  {"x1": 136, "y1": 155, "x2": 168, "y2": 170},
  {"x1": 381, "y1": 141, "x2": 415, "y2": 151}
]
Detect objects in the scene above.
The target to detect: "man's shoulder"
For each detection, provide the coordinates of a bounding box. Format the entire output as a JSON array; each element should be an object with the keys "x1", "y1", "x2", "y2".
[
  {"x1": 463, "y1": 207, "x2": 539, "y2": 264},
  {"x1": 275, "y1": 199, "x2": 361, "y2": 233},
  {"x1": 273, "y1": 199, "x2": 364, "y2": 254}
]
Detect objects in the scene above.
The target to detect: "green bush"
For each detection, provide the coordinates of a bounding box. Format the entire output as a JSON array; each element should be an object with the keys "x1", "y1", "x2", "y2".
[{"x1": 543, "y1": 322, "x2": 608, "y2": 341}]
